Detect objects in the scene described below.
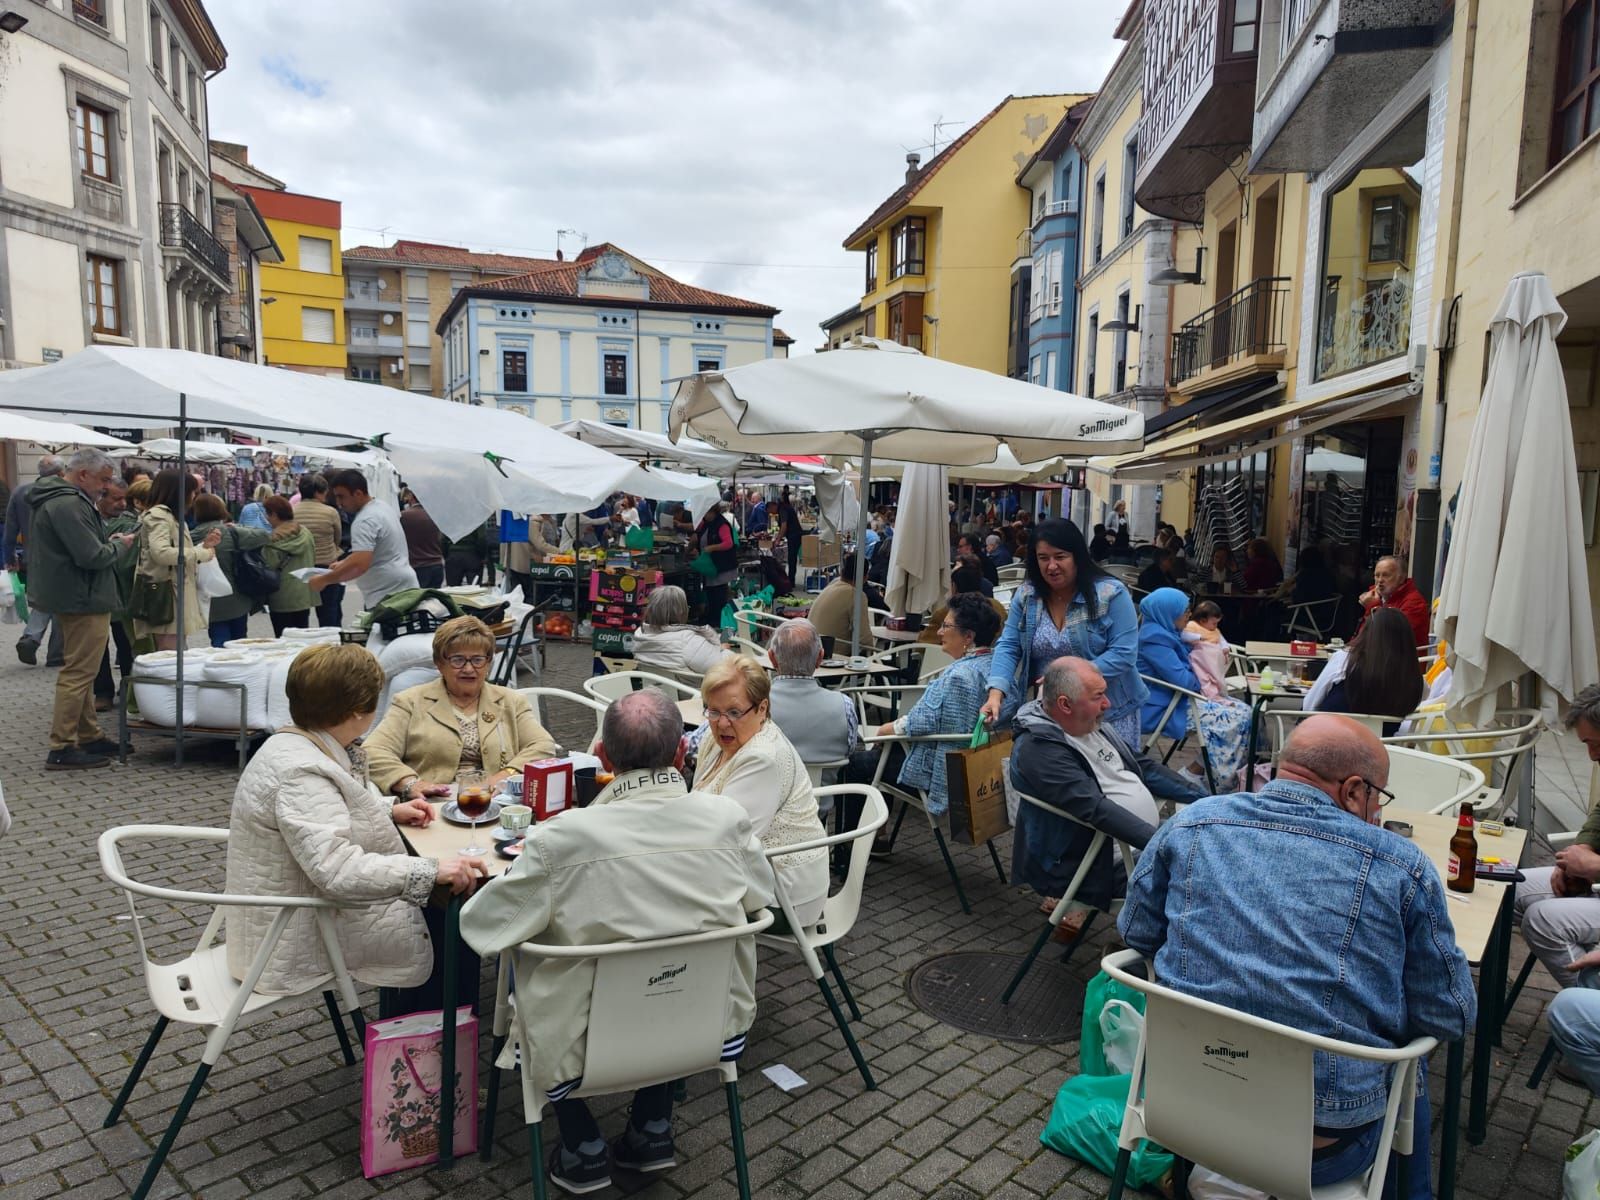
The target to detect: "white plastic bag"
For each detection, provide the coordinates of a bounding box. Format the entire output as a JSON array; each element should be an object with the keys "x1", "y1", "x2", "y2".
[
  {"x1": 0, "y1": 569, "x2": 16, "y2": 624},
  {"x1": 1100, "y1": 999, "x2": 1144, "y2": 1076},
  {"x1": 1187, "y1": 1165, "x2": 1271, "y2": 1200},
  {"x1": 196, "y1": 555, "x2": 233, "y2": 598},
  {"x1": 1564, "y1": 1129, "x2": 1600, "y2": 1200}
]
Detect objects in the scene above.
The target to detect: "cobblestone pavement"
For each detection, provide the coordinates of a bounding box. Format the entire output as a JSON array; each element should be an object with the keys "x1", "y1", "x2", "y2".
[{"x1": 1, "y1": 621, "x2": 1595, "y2": 1199}]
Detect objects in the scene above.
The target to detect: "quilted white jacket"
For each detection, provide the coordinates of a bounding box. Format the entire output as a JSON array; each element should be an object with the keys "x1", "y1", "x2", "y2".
[{"x1": 224, "y1": 730, "x2": 437, "y2": 996}]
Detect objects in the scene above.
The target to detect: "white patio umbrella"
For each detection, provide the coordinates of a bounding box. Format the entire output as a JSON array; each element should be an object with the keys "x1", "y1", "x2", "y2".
[
  {"x1": 670, "y1": 336, "x2": 1143, "y2": 653},
  {"x1": 0, "y1": 410, "x2": 130, "y2": 448},
  {"x1": 885, "y1": 461, "x2": 951, "y2": 618},
  {"x1": 1438, "y1": 271, "x2": 1599, "y2": 739}
]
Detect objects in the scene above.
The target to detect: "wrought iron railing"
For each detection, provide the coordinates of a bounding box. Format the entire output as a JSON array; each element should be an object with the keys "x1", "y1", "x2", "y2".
[
  {"x1": 1316, "y1": 269, "x2": 1413, "y2": 379},
  {"x1": 1169, "y1": 275, "x2": 1291, "y2": 385},
  {"x1": 158, "y1": 203, "x2": 229, "y2": 283}
]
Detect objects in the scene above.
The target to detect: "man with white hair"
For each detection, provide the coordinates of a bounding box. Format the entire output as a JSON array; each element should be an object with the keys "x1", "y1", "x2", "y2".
[
  {"x1": 985, "y1": 532, "x2": 1014, "y2": 568},
  {"x1": 767, "y1": 618, "x2": 858, "y2": 769},
  {"x1": 5, "y1": 453, "x2": 66, "y2": 666},
  {"x1": 1357, "y1": 554, "x2": 1429, "y2": 647},
  {"x1": 25, "y1": 448, "x2": 132, "y2": 769}
]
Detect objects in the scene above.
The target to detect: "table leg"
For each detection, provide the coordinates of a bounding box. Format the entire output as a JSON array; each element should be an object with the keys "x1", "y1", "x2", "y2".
[
  {"x1": 1468, "y1": 892, "x2": 1512, "y2": 1144},
  {"x1": 1438, "y1": 1037, "x2": 1464, "y2": 1200},
  {"x1": 438, "y1": 897, "x2": 460, "y2": 1170},
  {"x1": 1244, "y1": 698, "x2": 1266, "y2": 792},
  {"x1": 1493, "y1": 883, "x2": 1517, "y2": 1049}
]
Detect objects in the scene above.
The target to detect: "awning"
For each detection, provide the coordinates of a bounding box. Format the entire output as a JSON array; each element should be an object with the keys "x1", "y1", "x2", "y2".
[
  {"x1": 1092, "y1": 381, "x2": 1414, "y2": 481},
  {"x1": 1141, "y1": 374, "x2": 1284, "y2": 437}
]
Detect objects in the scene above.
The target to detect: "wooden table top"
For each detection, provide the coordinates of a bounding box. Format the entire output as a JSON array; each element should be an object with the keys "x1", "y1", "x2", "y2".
[
  {"x1": 1405, "y1": 811, "x2": 1528, "y2": 965},
  {"x1": 871, "y1": 626, "x2": 924, "y2": 644},
  {"x1": 1245, "y1": 640, "x2": 1333, "y2": 661},
  {"x1": 402, "y1": 804, "x2": 518, "y2": 878}
]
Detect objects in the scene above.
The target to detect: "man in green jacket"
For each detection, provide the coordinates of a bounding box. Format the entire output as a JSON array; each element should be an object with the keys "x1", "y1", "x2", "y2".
[
  {"x1": 26, "y1": 448, "x2": 131, "y2": 770},
  {"x1": 93, "y1": 478, "x2": 139, "y2": 711}
]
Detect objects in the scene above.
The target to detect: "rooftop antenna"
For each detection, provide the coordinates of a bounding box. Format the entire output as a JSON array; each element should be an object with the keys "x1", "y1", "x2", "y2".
[
  {"x1": 555, "y1": 228, "x2": 586, "y2": 261},
  {"x1": 930, "y1": 116, "x2": 964, "y2": 155}
]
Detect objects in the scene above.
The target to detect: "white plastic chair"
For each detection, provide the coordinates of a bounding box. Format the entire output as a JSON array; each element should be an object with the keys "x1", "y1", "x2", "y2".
[
  {"x1": 519, "y1": 686, "x2": 609, "y2": 749},
  {"x1": 1382, "y1": 707, "x2": 1542, "y2": 820},
  {"x1": 479, "y1": 913, "x2": 775, "y2": 1200},
  {"x1": 760, "y1": 784, "x2": 888, "y2": 1089},
  {"x1": 1383, "y1": 745, "x2": 1486, "y2": 815},
  {"x1": 1138, "y1": 673, "x2": 1220, "y2": 793},
  {"x1": 999, "y1": 791, "x2": 1137, "y2": 1004},
  {"x1": 99, "y1": 826, "x2": 369, "y2": 1200},
  {"x1": 1100, "y1": 947, "x2": 1435, "y2": 1200},
  {"x1": 726, "y1": 635, "x2": 768, "y2": 660},
  {"x1": 861, "y1": 730, "x2": 1006, "y2": 915},
  {"x1": 997, "y1": 564, "x2": 1027, "y2": 584},
  {"x1": 582, "y1": 669, "x2": 700, "y2": 705}
]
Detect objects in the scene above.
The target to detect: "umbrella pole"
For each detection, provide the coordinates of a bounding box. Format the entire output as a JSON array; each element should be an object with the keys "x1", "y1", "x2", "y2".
[
  {"x1": 174, "y1": 396, "x2": 187, "y2": 765},
  {"x1": 852, "y1": 438, "x2": 873, "y2": 658}
]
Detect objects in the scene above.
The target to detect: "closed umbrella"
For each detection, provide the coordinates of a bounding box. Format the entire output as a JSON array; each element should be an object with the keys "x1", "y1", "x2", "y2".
[
  {"x1": 885, "y1": 461, "x2": 951, "y2": 618},
  {"x1": 1438, "y1": 271, "x2": 1598, "y2": 737},
  {"x1": 671, "y1": 337, "x2": 1142, "y2": 653}
]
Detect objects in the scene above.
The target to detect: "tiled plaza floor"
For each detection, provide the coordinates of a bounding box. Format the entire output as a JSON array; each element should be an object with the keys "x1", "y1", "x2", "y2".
[{"x1": 1, "y1": 617, "x2": 1596, "y2": 1199}]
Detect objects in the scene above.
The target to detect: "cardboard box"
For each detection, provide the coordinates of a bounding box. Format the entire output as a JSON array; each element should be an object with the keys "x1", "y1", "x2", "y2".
[
  {"x1": 589, "y1": 568, "x2": 663, "y2": 605},
  {"x1": 528, "y1": 562, "x2": 580, "y2": 582},
  {"x1": 591, "y1": 629, "x2": 636, "y2": 655}
]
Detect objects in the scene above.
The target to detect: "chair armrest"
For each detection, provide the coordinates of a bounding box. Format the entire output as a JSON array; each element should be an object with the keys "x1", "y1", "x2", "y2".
[
  {"x1": 861, "y1": 732, "x2": 975, "y2": 746},
  {"x1": 1550, "y1": 831, "x2": 1580, "y2": 847}
]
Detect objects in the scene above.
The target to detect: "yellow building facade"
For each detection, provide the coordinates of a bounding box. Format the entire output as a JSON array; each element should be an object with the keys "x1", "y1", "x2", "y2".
[
  {"x1": 239, "y1": 186, "x2": 346, "y2": 376},
  {"x1": 842, "y1": 93, "x2": 1088, "y2": 374}
]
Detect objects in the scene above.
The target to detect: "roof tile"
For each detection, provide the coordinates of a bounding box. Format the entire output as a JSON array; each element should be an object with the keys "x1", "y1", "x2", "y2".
[
  {"x1": 473, "y1": 246, "x2": 776, "y2": 315},
  {"x1": 341, "y1": 239, "x2": 557, "y2": 274}
]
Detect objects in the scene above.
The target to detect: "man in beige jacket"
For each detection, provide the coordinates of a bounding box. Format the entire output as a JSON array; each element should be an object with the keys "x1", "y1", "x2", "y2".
[{"x1": 460, "y1": 688, "x2": 773, "y2": 1193}]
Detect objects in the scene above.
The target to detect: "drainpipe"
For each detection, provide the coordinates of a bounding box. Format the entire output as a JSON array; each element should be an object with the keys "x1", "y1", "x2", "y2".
[{"x1": 1412, "y1": 0, "x2": 1476, "y2": 599}]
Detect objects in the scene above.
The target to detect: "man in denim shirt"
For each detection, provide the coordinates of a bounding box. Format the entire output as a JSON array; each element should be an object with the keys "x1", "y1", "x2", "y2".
[{"x1": 1120, "y1": 715, "x2": 1475, "y2": 1196}]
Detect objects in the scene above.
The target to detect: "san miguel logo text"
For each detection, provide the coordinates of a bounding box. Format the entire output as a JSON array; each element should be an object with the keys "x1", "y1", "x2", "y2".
[
  {"x1": 649, "y1": 964, "x2": 687, "y2": 987},
  {"x1": 1203, "y1": 1045, "x2": 1249, "y2": 1061}
]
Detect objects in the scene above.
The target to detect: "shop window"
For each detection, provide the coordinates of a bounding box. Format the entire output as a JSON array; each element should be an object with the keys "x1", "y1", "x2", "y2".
[{"x1": 1315, "y1": 102, "x2": 1426, "y2": 380}]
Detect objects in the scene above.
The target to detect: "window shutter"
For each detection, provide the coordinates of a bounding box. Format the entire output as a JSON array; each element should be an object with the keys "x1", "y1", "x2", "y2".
[
  {"x1": 298, "y1": 236, "x2": 332, "y2": 274},
  {"x1": 301, "y1": 307, "x2": 334, "y2": 343}
]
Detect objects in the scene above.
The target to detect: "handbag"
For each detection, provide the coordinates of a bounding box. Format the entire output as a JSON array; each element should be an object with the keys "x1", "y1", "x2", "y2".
[
  {"x1": 126, "y1": 524, "x2": 174, "y2": 625},
  {"x1": 230, "y1": 528, "x2": 280, "y2": 601},
  {"x1": 946, "y1": 718, "x2": 1013, "y2": 845},
  {"x1": 360, "y1": 1007, "x2": 478, "y2": 1177}
]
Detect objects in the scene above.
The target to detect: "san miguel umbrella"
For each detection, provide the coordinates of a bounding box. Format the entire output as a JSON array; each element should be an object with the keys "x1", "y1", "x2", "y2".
[
  {"x1": 1437, "y1": 272, "x2": 1598, "y2": 764},
  {"x1": 669, "y1": 336, "x2": 1144, "y2": 653}
]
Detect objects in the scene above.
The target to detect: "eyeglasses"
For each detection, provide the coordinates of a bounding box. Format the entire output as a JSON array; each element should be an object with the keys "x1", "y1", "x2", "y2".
[
  {"x1": 939, "y1": 620, "x2": 958, "y2": 632},
  {"x1": 705, "y1": 705, "x2": 758, "y2": 723},
  {"x1": 1361, "y1": 779, "x2": 1396, "y2": 807},
  {"x1": 444, "y1": 655, "x2": 490, "y2": 670}
]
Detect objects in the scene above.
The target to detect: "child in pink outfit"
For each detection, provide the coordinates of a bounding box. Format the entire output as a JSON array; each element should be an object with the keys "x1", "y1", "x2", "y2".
[{"x1": 1182, "y1": 601, "x2": 1230, "y2": 700}]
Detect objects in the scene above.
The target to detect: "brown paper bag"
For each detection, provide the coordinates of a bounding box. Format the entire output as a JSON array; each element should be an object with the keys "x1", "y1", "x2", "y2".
[{"x1": 946, "y1": 733, "x2": 1013, "y2": 845}]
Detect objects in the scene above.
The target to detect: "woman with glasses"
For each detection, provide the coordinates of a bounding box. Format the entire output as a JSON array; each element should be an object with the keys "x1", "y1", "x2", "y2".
[
  {"x1": 692, "y1": 655, "x2": 829, "y2": 927},
  {"x1": 366, "y1": 615, "x2": 558, "y2": 802}
]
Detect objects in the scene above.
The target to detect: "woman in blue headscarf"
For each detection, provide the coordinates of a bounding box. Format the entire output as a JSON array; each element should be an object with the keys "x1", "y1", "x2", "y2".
[{"x1": 1138, "y1": 587, "x2": 1201, "y2": 741}]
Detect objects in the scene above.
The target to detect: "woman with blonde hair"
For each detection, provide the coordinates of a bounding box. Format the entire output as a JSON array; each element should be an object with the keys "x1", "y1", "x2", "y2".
[
  {"x1": 694, "y1": 655, "x2": 829, "y2": 926},
  {"x1": 365, "y1": 615, "x2": 559, "y2": 801},
  {"x1": 133, "y1": 468, "x2": 221, "y2": 650},
  {"x1": 239, "y1": 482, "x2": 274, "y2": 530}
]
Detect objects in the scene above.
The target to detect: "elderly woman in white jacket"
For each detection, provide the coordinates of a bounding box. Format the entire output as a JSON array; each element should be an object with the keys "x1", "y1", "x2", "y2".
[
  {"x1": 693, "y1": 654, "x2": 829, "y2": 927},
  {"x1": 224, "y1": 642, "x2": 485, "y2": 997},
  {"x1": 632, "y1": 584, "x2": 729, "y2": 676}
]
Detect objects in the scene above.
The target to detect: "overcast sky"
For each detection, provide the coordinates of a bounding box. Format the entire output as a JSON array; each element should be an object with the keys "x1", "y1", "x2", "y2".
[{"x1": 207, "y1": 1, "x2": 1123, "y2": 352}]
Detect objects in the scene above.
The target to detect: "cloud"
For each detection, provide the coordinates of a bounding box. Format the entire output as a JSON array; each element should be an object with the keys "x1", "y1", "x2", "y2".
[{"x1": 208, "y1": 1, "x2": 1123, "y2": 351}]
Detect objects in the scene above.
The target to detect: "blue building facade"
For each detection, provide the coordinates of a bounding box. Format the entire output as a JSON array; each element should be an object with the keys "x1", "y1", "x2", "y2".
[{"x1": 1011, "y1": 101, "x2": 1091, "y2": 394}]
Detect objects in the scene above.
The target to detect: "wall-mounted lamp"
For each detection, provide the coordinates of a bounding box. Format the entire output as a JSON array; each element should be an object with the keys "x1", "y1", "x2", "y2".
[
  {"x1": 0, "y1": 11, "x2": 29, "y2": 32},
  {"x1": 1101, "y1": 305, "x2": 1142, "y2": 334},
  {"x1": 1152, "y1": 247, "x2": 1206, "y2": 286}
]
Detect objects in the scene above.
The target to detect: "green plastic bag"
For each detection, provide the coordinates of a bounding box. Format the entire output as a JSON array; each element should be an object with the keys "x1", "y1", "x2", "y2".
[
  {"x1": 1080, "y1": 969, "x2": 1148, "y2": 1077},
  {"x1": 967, "y1": 717, "x2": 989, "y2": 749},
  {"x1": 1040, "y1": 1072, "x2": 1173, "y2": 1187},
  {"x1": 9, "y1": 570, "x2": 27, "y2": 622},
  {"x1": 624, "y1": 525, "x2": 655, "y2": 551}
]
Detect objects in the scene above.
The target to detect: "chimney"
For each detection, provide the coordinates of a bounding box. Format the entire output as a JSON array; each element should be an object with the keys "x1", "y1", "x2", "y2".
[
  {"x1": 905, "y1": 152, "x2": 921, "y2": 183},
  {"x1": 556, "y1": 249, "x2": 564, "y2": 262}
]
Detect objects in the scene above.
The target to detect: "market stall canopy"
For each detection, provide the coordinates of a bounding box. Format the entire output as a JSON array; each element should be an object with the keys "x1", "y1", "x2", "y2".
[
  {"x1": 107, "y1": 438, "x2": 236, "y2": 462},
  {"x1": 0, "y1": 347, "x2": 712, "y2": 538},
  {"x1": 0, "y1": 410, "x2": 131, "y2": 448},
  {"x1": 553, "y1": 418, "x2": 747, "y2": 474},
  {"x1": 1438, "y1": 271, "x2": 1598, "y2": 732},
  {"x1": 842, "y1": 445, "x2": 1077, "y2": 485},
  {"x1": 669, "y1": 336, "x2": 1144, "y2": 463}
]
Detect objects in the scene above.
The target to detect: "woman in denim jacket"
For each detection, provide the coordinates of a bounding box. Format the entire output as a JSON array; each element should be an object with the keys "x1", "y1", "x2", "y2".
[{"x1": 980, "y1": 518, "x2": 1146, "y2": 744}]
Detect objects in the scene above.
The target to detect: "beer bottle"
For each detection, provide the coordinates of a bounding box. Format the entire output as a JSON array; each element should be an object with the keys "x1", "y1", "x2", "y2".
[{"x1": 1447, "y1": 803, "x2": 1478, "y2": 894}]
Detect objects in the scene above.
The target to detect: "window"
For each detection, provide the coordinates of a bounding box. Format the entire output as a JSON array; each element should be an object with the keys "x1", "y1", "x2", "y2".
[
  {"x1": 408, "y1": 364, "x2": 432, "y2": 391},
  {"x1": 1085, "y1": 311, "x2": 1099, "y2": 395},
  {"x1": 150, "y1": 8, "x2": 163, "y2": 77},
  {"x1": 697, "y1": 358, "x2": 721, "y2": 372},
  {"x1": 73, "y1": 0, "x2": 106, "y2": 28},
  {"x1": 187, "y1": 66, "x2": 200, "y2": 123},
  {"x1": 193, "y1": 182, "x2": 205, "y2": 214},
  {"x1": 301, "y1": 307, "x2": 335, "y2": 343},
  {"x1": 350, "y1": 322, "x2": 377, "y2": 342},
  {"x1": 1045, "y1": 350, "x2": 1058, "y2": 389},
  {"x1": 170, "y1": 43, "x2": 183, "y2": 106},
  {"x1": 1367, "y1": 196, "x2": 1410, "y2": 263},
  {"x1": 502, "y1": 350, "x2": 528, "y2": 392},
  {"x1": 603, "y1": 353, "x2": 628, "y2": 395},
  {"x1": 74, "y1": 101, "x2": 112, "y2": 182},
  {"x1": 1121, "y1": 137, "x2": 1139, "y2": 239},
  {"x1": 1029, "y1": 258, "x2": 1044, "y2": 320},
  {"x1": 177, "y1": 164, "x2": 190, "y2": 210},
  {"x1": 1029, "y1": 355, "x2": 1042, "y2": 385},
  {"x1": 886, "y1": 292, "x2": 924, "y2": 350},
  {"x1": 1551, "y1": 0, "x2": 1600, "y2": 167},
  {"x1": 1092, "y1": 170, "x2": 1107, "y2": 264},
  {"x1": 864, "y1": 241, "x2": 878, "y2": 293},
  {"x1": 405, "y1": 273, "x2": 428, "y2": 300},
  {"x1": 889, "y1": 217, "x2": 926, "y2": 279},
  {"x1": 1113, "y1": 291, "x2": 1130, "y2": 393},
  {"x1": 350, "y1": 364, "x2": 380, "y2": 383},
  {"x1": 1035, "y1": 190, "x2": 1047, "y2": 221},
  {"x1": 406, "y1": 317, "x2": 429, "y2": 347},
  {"x1": 298, "y1": 236, "x2": 332, "y2": 274},
  {"x1": 84, "y1": 255, "x2": 122, "y2": 335},
  {"x1": 1048, "y1": 250, "x2": 1064, "y2": 315},
  {"x1": 1229, "y1": 0, "x2": 1259, "y2": 54}
]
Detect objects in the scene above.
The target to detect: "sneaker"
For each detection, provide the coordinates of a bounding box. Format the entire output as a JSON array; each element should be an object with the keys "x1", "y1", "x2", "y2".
[
  {"x1": 81, "y1": 738, "x2": 125, "y2": 758},
  {"x1": 15, "y1": 636, "x2": 37, "y2": 665},
  {"x1": 46, "y1": 747, "x2": 109, "y2": 771},
  {"x1": 612, "y1": 1121, "x2": 676, "y2": 1173},
  {"x1": 547, "y1": 1142, "x2": 610, "y2": 1195}
]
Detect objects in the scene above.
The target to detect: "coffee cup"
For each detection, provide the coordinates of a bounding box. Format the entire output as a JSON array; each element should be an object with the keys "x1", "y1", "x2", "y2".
[
  {"x1": 500, "y1": 776, "x2": 525, "y2": 800},
  {"x1": 499, "y1": 804, "x2": 533, "y2": 835}
]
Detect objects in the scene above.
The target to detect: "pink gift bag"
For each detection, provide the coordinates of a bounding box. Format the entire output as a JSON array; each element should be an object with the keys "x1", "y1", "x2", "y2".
[{"x1": 360, "y1": 1007, "x2": 478, "y2": 1177}]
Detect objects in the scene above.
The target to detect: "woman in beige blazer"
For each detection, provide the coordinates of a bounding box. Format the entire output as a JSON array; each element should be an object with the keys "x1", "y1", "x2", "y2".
[
  {"x1": 366, "y1": 615, "x2": 559, "y2": 800},
  {"x1": 133, "y1": 468, "x2": 220, "y2": 648}
]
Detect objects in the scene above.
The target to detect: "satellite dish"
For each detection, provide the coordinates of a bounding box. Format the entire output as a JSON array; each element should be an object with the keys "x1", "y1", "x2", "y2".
[{"x1": 382, "y1": 314, "x2": 395, "y2": 326}]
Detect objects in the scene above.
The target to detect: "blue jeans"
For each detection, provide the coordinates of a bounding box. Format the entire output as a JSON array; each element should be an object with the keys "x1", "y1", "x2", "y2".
[
  {"x1": 208, "y1": 614, "x2": 249, "y2": 648},
  {"x1": 316, "y1": 582, "x2": 345, "y2": 628},
  {"x1": 1548, "y1": 977, "x2": 1600, "y2": 1095},
  {"x1": 1309, "y1": 1063, "x2": 1431, "y2": 1200}
]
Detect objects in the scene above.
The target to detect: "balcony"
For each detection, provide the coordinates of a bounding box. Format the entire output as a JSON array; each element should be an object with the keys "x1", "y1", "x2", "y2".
[
  {"x1": 345, "y1": 280, "x2": 402, "y2": 312},
  {"x1": 1170, "y1": 276, "x2": 1290, "y2": 386},
  {"x1": 158, "y1": 203, "x2": 230, "y2": 290},
  {"x1": 1135, "y1": 0, "x2": 1260, "y2": 221},
  {"x1": 347, "y1": 329, "x2": 404, "y2": 354},
  {"x1": 1251, "y1": 0, "x2": 1444, "y2": 173}
]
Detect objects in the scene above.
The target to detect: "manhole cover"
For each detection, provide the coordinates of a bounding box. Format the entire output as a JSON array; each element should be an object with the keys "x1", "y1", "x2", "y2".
[{"x1": 907, "y1": 951, "x2": 1085, "y2": 1044}]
